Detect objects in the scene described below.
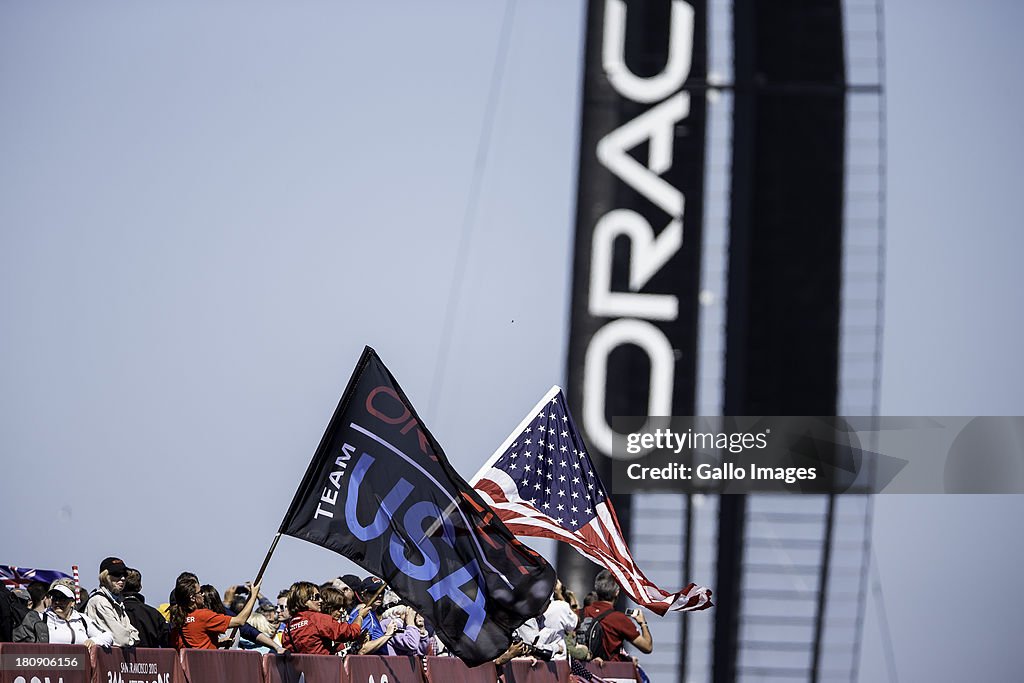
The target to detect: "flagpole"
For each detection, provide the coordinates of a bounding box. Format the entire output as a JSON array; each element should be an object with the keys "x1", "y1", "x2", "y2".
[
  {"x1": 226, "y1": 532, "x2": 282, "y2": 642},
  {"x1": 253, "y1": 533, "x2": 282, "y2": 586},
  {"x1": 468, "y1": 385, "x2": 562, "y2": 485}
]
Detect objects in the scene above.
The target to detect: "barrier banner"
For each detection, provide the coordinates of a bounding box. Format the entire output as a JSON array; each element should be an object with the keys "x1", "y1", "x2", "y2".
[
  {"x1": 583, "y1": 660, "x2": 639, "y2": 683},
  {"x1": 345, "y1": 655, "x2": 423, "y2": 683},
  {"x1": 179, "y1": 649, "x2": 262, "y2": 683},
  {"x1": 423, "y1": 656, "x2": 495, "y2": 683},
  {"x1": 499, "y1": 659, "x2": 569, "y2": 683},
  {"x1": 262, "y1": 652, "x2": 344, "y2": 683},
  {"x1": 0, "y1": 643, "x2": 89, "y2": 683},
  {"x1": 90, "y1": 647, "x2": 184, "y2": 683}
]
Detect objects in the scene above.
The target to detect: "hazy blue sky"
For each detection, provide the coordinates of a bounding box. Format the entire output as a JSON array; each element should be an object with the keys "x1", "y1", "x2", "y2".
[
  {"x1": 2, "y1": 2, "x2": 1021, "y2": 681},
  {"x1": 862, "y1": 1, "x2": 1024, "y2": 680}
]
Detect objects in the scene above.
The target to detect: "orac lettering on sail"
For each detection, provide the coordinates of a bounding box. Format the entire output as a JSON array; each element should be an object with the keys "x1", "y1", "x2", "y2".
[{"x1": 582, "y1": 0, "x2": 697, "y2": 459}]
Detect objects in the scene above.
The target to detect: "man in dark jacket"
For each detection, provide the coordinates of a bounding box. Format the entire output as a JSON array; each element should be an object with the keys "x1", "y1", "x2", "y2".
[
  {"x1": 13, "y1": 582, "x2": 50, "y2": 642},
  {"x1": 0, "y1": 583, "x2": 28, "y2": 642},
  {"x1": 122, "y1": 568, "x2": 168, "y2": 648}
]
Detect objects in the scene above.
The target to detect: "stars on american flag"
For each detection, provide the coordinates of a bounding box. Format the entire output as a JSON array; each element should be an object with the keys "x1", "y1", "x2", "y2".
[
  {"x1": 488, "y1": 391, "x2": 605, "y2": 528},
  {"x1": 474, "y1": 387, "x2": 716, "y2": 616}
]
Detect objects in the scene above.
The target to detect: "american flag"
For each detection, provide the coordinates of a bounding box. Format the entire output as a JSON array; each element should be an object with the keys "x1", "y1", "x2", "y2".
[
  {"x1": 471, "y1": 387, "x2": 712, "y2": 615},
  {"x1": 569, "y1": 657, "x2": 596, "y2": 681},
  {"x1": 0, "y1": 565, "x2": 72, "y2": 591}
]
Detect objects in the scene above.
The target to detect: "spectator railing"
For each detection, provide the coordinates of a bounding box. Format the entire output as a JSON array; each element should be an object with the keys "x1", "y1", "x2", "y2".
[{"x1": 0, "y1": 643, "x2": 642, "y2": 683}]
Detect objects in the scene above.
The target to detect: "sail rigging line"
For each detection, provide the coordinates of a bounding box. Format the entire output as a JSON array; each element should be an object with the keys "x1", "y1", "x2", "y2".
[{"x1": 428, "y1": 0, "x2": 517, "y2": 421}]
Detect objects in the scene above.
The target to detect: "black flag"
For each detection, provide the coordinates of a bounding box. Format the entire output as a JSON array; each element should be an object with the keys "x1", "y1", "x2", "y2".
[{"x1": 280, "y1": 346, "x2": 555, "y2": 665}]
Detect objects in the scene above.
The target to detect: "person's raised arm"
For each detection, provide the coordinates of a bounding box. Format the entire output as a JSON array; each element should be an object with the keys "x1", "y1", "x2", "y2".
[
  {"x1": 387, "y1": 608, "x2": 421, "y2": 653},
  {"x1": 628, "y1": 611, "x2": 653, "y2": 654},
  {"x1": 227, "y1": 580, "x2": 262, "y2": 629}
]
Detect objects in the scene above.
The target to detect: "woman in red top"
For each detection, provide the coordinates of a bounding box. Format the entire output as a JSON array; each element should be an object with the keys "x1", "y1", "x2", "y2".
[
  {"x1": 169, "y1": 573, "x2": 262, "y2": 650},
  {"x1": 281, "y1": 581, "x2": 369, "y2": 655}
]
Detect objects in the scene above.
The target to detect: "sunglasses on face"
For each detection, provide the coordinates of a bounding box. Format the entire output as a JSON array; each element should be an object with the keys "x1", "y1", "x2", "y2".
[{"x1": 310, "y1": 594, "x2": 322, "y2": 601}]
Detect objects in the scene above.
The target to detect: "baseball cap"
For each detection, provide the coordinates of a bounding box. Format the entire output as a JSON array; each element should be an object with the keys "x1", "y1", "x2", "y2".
[
  {"x1": 358, "y1": 576, "x2": 385, "y2": 600},
  {"x1": 339, "y1": 574, "x2": 361, "y2": 591},
  {"x1": 100, "y1": 557, "x2": 128, "y2": 577}
]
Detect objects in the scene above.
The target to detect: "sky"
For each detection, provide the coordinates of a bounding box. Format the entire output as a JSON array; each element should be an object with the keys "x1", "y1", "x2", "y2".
[
  {"x1": 860, "y1": 1, "x2": 1024, "y2": 680},
  {"x1": 1, "y1": 2, "x2": 1022, "y2": 682}
]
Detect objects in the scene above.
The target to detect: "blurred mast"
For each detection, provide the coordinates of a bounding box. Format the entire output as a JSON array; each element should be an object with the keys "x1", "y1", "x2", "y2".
[{"x1": 563, "y1": 0, "x2": 886, "y2": 681}]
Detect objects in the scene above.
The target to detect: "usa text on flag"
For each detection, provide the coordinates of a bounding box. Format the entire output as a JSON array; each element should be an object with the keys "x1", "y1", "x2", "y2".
[
  {"x1": 279, "y1": 347, "x2": 556, "y2": 666},
  {"x1": 471, "y1": 387, "x2": 712, "y2": 615}
]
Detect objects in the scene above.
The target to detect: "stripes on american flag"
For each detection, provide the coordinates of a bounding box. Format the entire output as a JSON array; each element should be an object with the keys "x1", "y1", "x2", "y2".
[
  {"x1": 569, "y1": 656, "x2": 596, "y2": 681},
  {"x1": 471, "y1": 386, "x2": 712, "y2": 615}
]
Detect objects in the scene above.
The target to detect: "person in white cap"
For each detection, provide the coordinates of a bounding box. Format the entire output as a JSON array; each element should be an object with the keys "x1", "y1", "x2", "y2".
[{"x1": 42, "y1": 584, "x2": 114, "y2": 648}]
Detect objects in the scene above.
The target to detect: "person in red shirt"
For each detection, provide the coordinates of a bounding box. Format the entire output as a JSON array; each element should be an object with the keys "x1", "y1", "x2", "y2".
[
  {"x1": 169, "y1": 573, "x2": 262, "y2": 650},
  {"x1": 580, "y1": 570, "x2": 652, "y2": 663},
  {"x1": 280, "y1": 581, "x2": 369, "y2": 655}
]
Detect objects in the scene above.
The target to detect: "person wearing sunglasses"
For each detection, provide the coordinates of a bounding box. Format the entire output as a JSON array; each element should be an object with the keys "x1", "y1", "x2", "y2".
[
  {"x1": 280, "y1": 581, "x2": 370, "y2": 655},
  {"x1": 83, "y1": 556, "x2": 139, "y2": 647},
  {"x1": 41, "y1": 584, "x2": 114, "y2": 648},
  {"x1": 271, "y1": 590, "x2": 291, "y2": 648}
]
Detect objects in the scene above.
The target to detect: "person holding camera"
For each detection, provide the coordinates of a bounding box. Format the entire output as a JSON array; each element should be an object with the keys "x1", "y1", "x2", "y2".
[
  {"x1": 511, "y1": 579, "x2": 580, "y2": 662},
  {"x1": 579, "y1": 570, "x2": 653, "y2": 663},
  {"x1": 381, "y1": 603, "x2": 426, "y2": 656},
  {"x1": 512, "y1": 618, "x2": 560, "y2": 662}
]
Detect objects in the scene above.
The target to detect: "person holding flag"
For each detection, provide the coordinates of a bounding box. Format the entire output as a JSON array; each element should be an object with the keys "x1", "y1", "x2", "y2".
[{"x1": 345, "y1": 576, "x2": 416, "y2": 655}]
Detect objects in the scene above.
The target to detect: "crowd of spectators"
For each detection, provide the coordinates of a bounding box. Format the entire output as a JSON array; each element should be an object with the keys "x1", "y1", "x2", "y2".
[{"x1": 1, "y1": 559, "x2": 654, "y2": 673}]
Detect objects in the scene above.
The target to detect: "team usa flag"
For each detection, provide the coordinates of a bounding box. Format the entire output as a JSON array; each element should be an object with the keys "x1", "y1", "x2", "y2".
[
  {"x1": 471, "y1": 387, "x2": 713, "y2": 615},
  {"x1": 279, "y1": 347, "x2": 556, "y2": 666},
  {"x1": 0, "y1": 565, "x2": 71, "y2": 591}
]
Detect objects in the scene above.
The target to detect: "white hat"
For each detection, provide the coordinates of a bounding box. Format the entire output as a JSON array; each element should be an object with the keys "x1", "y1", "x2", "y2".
[{"x1": 50, "y1": 584, "x2": 76, "y2": 600}]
